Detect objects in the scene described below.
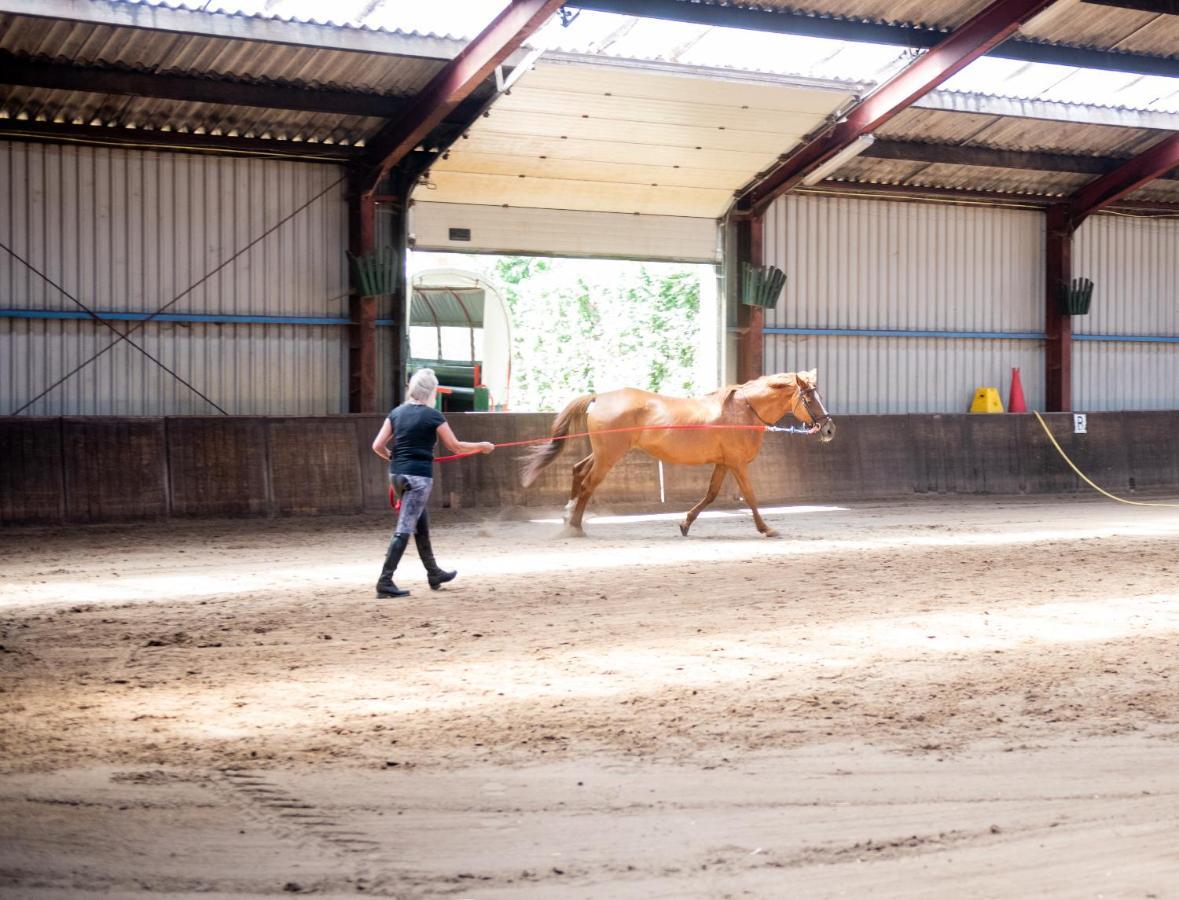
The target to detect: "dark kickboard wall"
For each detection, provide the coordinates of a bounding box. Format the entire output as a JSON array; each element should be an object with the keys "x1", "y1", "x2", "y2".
[{"x1": 2, "y1": 412, "x2": 1176, "y2": 524}]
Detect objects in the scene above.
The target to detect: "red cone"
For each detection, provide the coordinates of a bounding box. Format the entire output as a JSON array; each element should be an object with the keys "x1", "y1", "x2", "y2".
[{"x1": 1008, "y1": 367, "x2": 1027, "y2": 413}]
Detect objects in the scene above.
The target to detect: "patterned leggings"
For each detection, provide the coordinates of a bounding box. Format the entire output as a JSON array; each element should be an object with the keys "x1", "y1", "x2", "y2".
[{"x1": 391, "y1": 474, "x2": 433, "y2": 535}]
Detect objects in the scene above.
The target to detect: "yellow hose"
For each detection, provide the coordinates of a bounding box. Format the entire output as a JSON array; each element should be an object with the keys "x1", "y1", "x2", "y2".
[{"x1": 1032, "y1": 410, "x2": 1179, "y2": 508}]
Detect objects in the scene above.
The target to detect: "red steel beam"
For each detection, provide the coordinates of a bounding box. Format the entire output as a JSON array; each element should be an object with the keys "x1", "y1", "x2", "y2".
[
  {"x1": 739, "y1": 0, "x2": 1056, "y2": 214},
  {"x1": 360, "y1": 0, "x2": 563, "y2": 195},
  {"x1": 348, "y1": 182, "x2": 379, "y2": 414},
  {"x1": 1067, "y1": 132, "x2": 1179, "y2": 227},
  {"x1": 1044, "y1": 204, "x2": 1073, "y2": 412},
  {"x1": 735, "y1": 216, "x2": 765, "y2": 383}
]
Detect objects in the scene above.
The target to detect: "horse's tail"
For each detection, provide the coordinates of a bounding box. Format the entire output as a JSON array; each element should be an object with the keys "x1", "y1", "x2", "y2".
[{"x1": 520, "y1": 393, "x2": 595, "y2": 488}]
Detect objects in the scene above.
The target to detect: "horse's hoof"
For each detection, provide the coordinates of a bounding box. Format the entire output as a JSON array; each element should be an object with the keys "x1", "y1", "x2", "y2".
[
  {"x1": 678, "y1": 522, "x2": 690, "y2": 537},
  {"x1": 559, "y1": 525, "x2": 586, "y2": 538},
  {"x1": 762, "y1": 528, "x2": 779, "y2": 538}
]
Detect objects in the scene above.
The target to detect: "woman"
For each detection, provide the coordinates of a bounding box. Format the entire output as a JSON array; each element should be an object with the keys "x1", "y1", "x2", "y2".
[{"x1": 371, "y1": 368, "x2": 494, "y2": 598}]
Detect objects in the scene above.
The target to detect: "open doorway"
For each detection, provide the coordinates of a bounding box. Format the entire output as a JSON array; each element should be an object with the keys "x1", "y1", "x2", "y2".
[{"x1": 408, "y1": 251, "x2": 720, "y2": 412}]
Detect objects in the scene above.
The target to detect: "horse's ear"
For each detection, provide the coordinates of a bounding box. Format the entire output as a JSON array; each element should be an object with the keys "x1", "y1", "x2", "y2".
[{"x1": 720, "y1": 386, "x2": 740, "y2": 409}]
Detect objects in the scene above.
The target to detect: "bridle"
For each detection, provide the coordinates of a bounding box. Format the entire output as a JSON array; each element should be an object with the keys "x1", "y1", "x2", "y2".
[
  {"x1": 793, "y1": 383, "x2": 832, "y2": 429},
  {"x1": 740, "y1": 382, "x2": 831, "y2": 433}
]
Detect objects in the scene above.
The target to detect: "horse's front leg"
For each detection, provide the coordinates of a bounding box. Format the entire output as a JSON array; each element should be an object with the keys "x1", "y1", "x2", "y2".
[
  {"x1": 679, "y1": 464, "x2": 727, "y2": 536},
  {"x1": 729, "y1": 464, "x2": 777, "y2": 538}
]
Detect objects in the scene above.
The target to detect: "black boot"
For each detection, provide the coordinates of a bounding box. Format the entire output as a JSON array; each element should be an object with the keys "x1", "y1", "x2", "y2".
[
  {"x1": 415, "y1": 515, "x2": 456, "y2": 590},
  {"x1": 376, "y1": 533, "x2": 411, "y2": 598}
]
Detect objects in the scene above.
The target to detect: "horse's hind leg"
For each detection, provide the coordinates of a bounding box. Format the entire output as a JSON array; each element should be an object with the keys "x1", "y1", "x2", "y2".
[
  {"x1": 679, "y1": 465, "x2": 727, "y2": 537},
  {"x1": 730, "y1": 464, "x2": 777, "y2": 538},
  {"x1": 565, "y1": 450, "x2": 623, "y2": 535},
  {"x1": 566, "y1": 453, "x2": 594, "y2": 518}
]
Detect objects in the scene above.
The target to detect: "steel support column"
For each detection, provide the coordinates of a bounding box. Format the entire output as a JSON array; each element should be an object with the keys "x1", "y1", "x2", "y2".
[
  {"x1": 1044, "y1": 204, "x2": 1072, "y2": 412},
  {"x1": 735, "y1": 215, "x2": 765, "y2": 384},
  {"x1": 1044, "y1": 132, "x2": 1179, "y2": 411},
  {"x1": 387, "y1": 174, "x2": 412, "y2": 410},
  {"x1": 348, "y1": 183, "x2": 378, "y2": 414}
]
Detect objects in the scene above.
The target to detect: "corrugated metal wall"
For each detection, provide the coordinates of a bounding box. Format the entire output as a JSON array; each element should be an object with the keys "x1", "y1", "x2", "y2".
[
  {"x1": 762, "y1": 194, "x2": 1045, "y2": 414},
  {"x1": 0, "y1": 141, "x2": 349, "y2": 415},
  {"x1": 1073, "y1": 214, "x2": 1179, "y2": 411}
]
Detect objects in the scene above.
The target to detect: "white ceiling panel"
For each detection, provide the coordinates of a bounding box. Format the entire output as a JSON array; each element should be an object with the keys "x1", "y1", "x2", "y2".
[
  {"x1": 476, "y1": 108, "x2": 803, "y2": 155},
  {"x1": 453, "y1": 131, "x2": 776, "y2": 173},
  {"x1": 434, "y1": 151, "x2": 740, "y2": 190},
  {"x1": 426, "y1": 171, "x2": 734, "y2": 218},
  {"x1": 491, "y1": 88, "x2": 829, "y2": 133},
  {"x1": 521, "y1": 59, "x2": 857, "y2": 114},
  {"x1": 428, "y1": 56, "x2": 855, "y2": 220}
]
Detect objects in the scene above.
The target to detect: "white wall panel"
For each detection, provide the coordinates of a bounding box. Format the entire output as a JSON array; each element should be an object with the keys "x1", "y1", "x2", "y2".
[
  {"x1": 1, "y1": 319, "x2": 344, "y2": 416},
  {"x1": 1073, "y1": 214, "x2": 1179, "y2": 411},
  {"x1": 0, "y1": 141, "x2": 349, "y2": 415},
  {"x1": 765, "y1": 334, "x2": 1044, "y2": 416},
  {"x1": 1073, "y1": 341, "x2": 1179, "y2": 411},
  {"x1": 761, "y1": 194, "x2": 1045, "y2": 414},
  {"x1": 411, "y1": 201, "x2": 720, "y2": 263}
]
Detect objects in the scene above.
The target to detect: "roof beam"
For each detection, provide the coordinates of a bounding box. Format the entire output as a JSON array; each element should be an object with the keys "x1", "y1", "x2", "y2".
[
  {"x1": 0, "y1": 52, "x2": 410, "y2": 118},
  {"x1": 1067, "y1": 132, "x2": 1179, "y2": 224},
  {"x1": 569, "y1": 0, "x2": 1179, "y2": 78},
  {"x1": 864, "y1": 138, "x2": 1116, "y2": 174},
  {"x1": 360, "y1": 0, "x2": 564, "y2": 194},
  {"x1": 1081, "y1": 0, "x2": 1179, "y2": 12},
  {"x1": 738, "y1": 0, "x2": 1056, "y2": 214},
  {"x1": 864, "y1": 138, "x2": 1179, "y2": 182},
  {"x1": 0, "y1": 119, "x2": 354, "y2": 162},
  {"x1": 798, "y1": 180, "x2": 1179, "y2": 214}
]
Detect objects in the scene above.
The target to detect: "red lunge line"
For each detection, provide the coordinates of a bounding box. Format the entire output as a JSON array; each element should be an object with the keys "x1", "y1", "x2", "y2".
[{"x1": 432, "y1": 422, "x2": 770, "y2": 463}]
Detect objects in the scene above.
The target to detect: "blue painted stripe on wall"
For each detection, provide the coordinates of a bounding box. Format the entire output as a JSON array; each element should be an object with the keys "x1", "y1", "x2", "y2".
[
  {"x1": 764, "y1": 326, "x2": 1179, "y2": 344},
  {"x1": 762, "y1": 326, "x2": 1046, "y2": 340},
  {"x1": 0, "y1": 308, "x2": 349, "y2": 326},
  {"x1": 5, "y1": 311, "x2": 1178, "y2": 344},
  {"x1": 1074, "y1": 333, "x2": 1179, "y2": 344}
]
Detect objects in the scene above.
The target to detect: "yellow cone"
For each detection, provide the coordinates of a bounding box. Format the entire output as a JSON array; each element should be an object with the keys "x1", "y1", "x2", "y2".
[{"x1": 969, "y1": 386, "x2": 1004, "y2": 414}]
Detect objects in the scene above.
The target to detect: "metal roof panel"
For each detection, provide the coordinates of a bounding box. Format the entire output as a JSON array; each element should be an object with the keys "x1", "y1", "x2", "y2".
[
  {"x1": 830, "y1": 156, "x2": 1094, "y2": 197},
  {"x1": 881, "y1": 107, "x2": 1165, "y2": 158}
]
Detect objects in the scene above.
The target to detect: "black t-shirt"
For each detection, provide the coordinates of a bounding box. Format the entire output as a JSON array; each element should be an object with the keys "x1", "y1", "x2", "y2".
[{"x1": 388, "y1": 403, "x2": 446, "y2": 477}]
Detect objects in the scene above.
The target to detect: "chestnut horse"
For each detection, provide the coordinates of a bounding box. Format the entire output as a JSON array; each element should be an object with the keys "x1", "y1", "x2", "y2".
[{"x1": 520, "y1": 370, "x2": 835, "y2": 537}]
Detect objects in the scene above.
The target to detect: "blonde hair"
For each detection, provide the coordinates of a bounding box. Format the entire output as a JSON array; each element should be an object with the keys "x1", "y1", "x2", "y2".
[{"x1": 407, "y1": 368, "x2": 439, "y2": 405}]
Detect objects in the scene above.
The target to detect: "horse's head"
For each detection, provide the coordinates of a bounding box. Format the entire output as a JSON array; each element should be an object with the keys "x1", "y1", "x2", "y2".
[
  {"x1": 745, "y1": 370, "x2": 835, "y2": 443},
  {"x1": 792, "y1": 369, "x2": 836, "y2": 442}
]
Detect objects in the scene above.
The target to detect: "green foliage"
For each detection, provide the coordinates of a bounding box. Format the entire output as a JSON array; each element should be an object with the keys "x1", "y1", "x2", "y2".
[{"x1": 491, "y1": 256, "x2": 702, "y2": 411}]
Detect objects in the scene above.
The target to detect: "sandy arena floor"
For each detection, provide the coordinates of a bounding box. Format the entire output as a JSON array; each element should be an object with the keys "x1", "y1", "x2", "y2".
[{"x1": 2, "y1": 495, "x2": 1178, "y2": 898}]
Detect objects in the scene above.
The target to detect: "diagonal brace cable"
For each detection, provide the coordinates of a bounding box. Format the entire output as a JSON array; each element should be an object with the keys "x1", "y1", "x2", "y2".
[
  {"x1": 1, "y1": 239, "x2": 228, "y2": 414},
  {"x1": 8, "y1": 173, "x2": 345, "y2": 416}
]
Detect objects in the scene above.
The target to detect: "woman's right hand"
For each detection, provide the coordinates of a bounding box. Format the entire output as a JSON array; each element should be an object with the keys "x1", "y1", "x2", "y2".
[{"x1": 480, "y1": 442, "x2": 495, "y2": 454}]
